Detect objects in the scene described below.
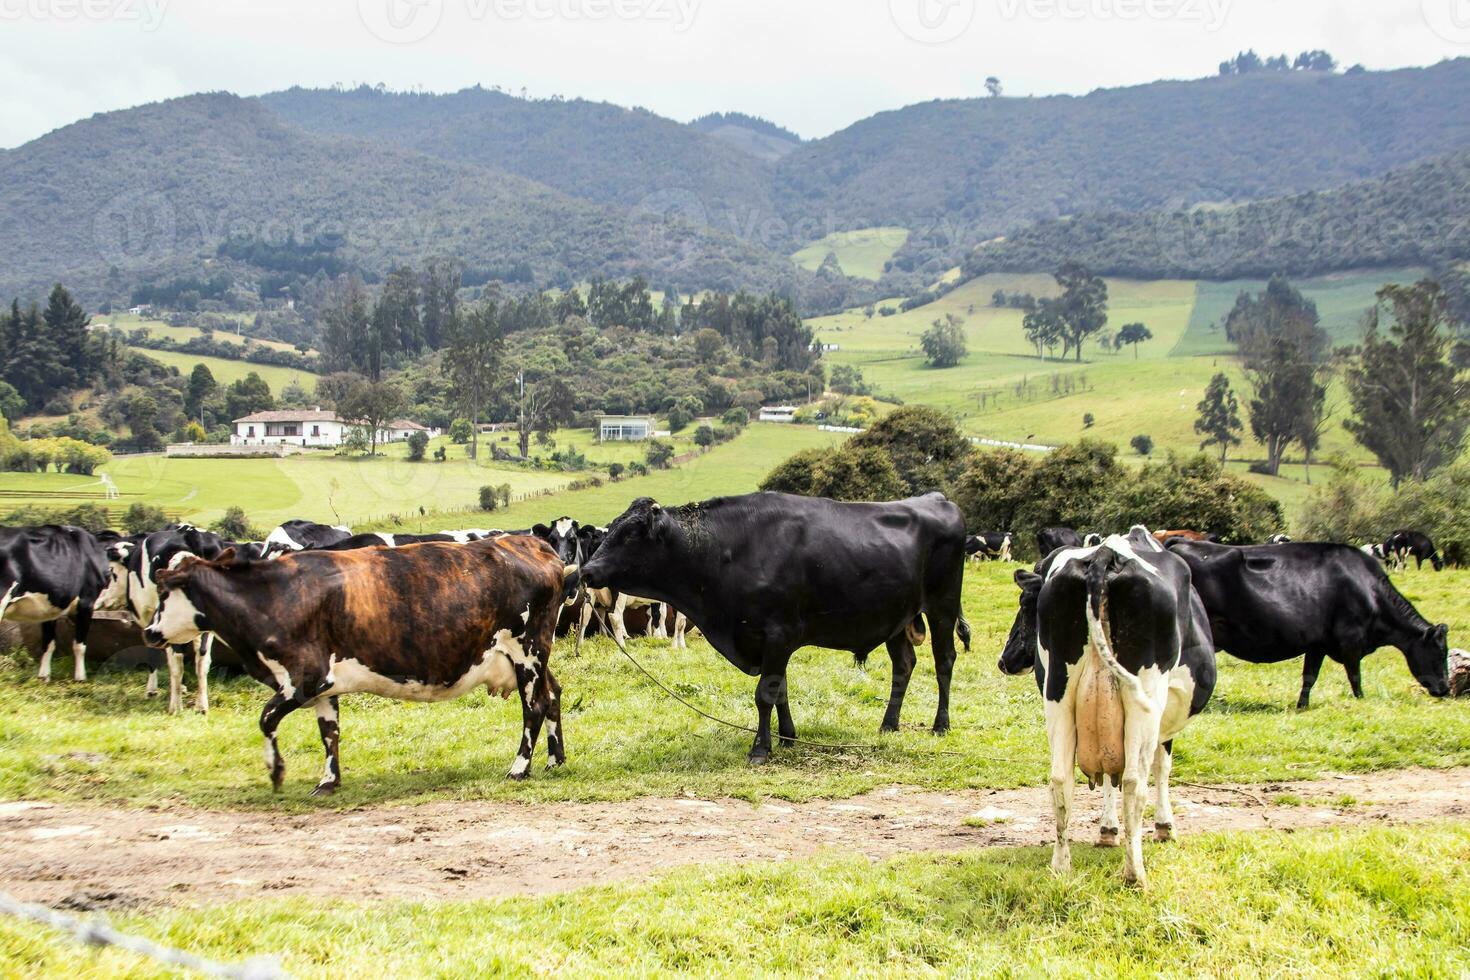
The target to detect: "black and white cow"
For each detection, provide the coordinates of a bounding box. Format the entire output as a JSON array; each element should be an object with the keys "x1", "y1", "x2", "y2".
[
  {"x1": 1037, "y1": 527, "x2": 1082, "y2": 557},
  {"x1": 260, "y1": 520, "x2": 353, "y2": 558},
  {"x1": 1268, "y1": 534, "x2": 1292, "y2": 545},
  {"x1": 314, "y1": 532, "x2": 460, "y2": 552},
  {"x1": 550, "y1": 521, "x2": 688, "y2": 651},
  {"x1": 1165, "y1": 539, "x2": 1450, "y2": 707},
  {"x1": 581, "y1": 493, "x2": 971, "y2": 762},
  {"x1": 114, "y1": 525, "x2": 231, "y2": 713},
  {"x1": 965, "y1": 532, "x2": 1013, "y2": 563},
  {"x1": 0, "y1": 526, "x2": 109, "y2": 683},
  {"x1": 1384, "y1": 530, "x2": 1443, "y2": 571},
  {"x1": 999, "y1": 526, "x2": 1216, "y2": 886}
]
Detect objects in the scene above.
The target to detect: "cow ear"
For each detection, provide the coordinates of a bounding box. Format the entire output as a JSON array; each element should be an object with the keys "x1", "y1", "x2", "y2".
[
  {"x1": 532, "y1": 524, "x2": 549, "y2": 538},
  {"x1": 216, "y1": 548, "x2": 237, "y2": 566},
  {"x1": 1014, "y1": 569, "x2": 1042, "y2": 591},
  {"x1": 1430, "y1": 623, "x2": 1449, "y2": 645}
]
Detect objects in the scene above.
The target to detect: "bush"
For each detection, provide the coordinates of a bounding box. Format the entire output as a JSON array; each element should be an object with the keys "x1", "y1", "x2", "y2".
[
  {"x1": 121, "y1": 503, "x2": 170, "y2": 535},
  {"x1": 2, "y1": 503, "x2": 112, "y2": 532},
  {"x1": 629, "y1": 461, "x2": 649, "y2": 477},
  {"x1": 721, "y1": 407, "x2": 750, "y2": 427},
  {"x1": 694, "y1": 425, "x2": 715, "y2": 448},
  {"x1": 608, "y1": 462, "x2": 625, "y2": 481},
  {"x1": 1083, "y1": 413, "x2": 1095, "y2": 429},
  {"x1": 645, "y1": 440, "x2": 675, "y2": 469},
  {"x1": 850, "y1": 405, "x2": 972, "y2": 495},
  {"x1": 1300, "y1": 458, "x2": 1470, "y2": 565},
  {"x1": 449, "y1": 419, "x2": 473, "y2": 444},
  {"x1": 759, "y1": 445, "x2": 905, "y2": 502},
  {"x1": 433, "y1": 445, "x2": 447, "y2": 461},
  {"x1": 406, "y1": 430, "x2": 429, "y2": 461},
  {"x1": 210, "y1": 506, "x2": 262, "y2": 541},
  {"x1": 1131, "y1": 434, "x2": 1154, "y2": 456},
  {"x1": 183, "y1": 421, "x2": 207, "y2": 443},
  {"x1": 479, "y1": 486, "x2": 499, "y2": 512}
]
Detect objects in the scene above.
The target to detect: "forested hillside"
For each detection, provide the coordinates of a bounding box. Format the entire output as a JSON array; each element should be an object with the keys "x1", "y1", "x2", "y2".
[
  {"x1": 962, "y1": 150, "x2": 1470, "y2": 281},
  {"x1": 0, "y1": 93, "x2": 797, "y2": 305},
  {"x1": 776, "y1": 59, "x2": 1470, "y2": 278}
]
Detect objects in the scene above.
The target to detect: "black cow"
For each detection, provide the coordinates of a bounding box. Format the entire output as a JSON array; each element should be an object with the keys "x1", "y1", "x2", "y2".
[
  {"x1": 1165, "y1": 539, "x2": 1450, "y2": 707},
  {"x1": 1037, "y1": 527, "x2": 1082, "y2": 557},
  {"x1": 581, "y1": 493, "x2": 971, "y2": 763},
  {"x1": 315, "y1": 532, "x2": 457, "y2": 552},
  {"x1": 965, "y1": 532, "x2": 1013, "y2": 563},
  {"x1": 260, "y1": 520, "x2": 353, "y2": 558},
  {"x1": 999, "y1": 527, "x2": 1216, "y2": 886},
  {"x1": 144, "y1": 536, "x2": 568, "y2": 793},
  {"x1": 115, "y1": 524, "x2": 231, "y2": 713},
  {"x1": 0, "y1": 525, "x2": 109, "y2": 683},
  {"x1": 1384, "y1": 530, "x2": 1443, "y2": 571}
]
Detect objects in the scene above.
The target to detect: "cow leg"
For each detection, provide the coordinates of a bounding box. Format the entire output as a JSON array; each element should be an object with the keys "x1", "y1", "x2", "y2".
[
  {"x1": 1345, "y1": 657, "x2": 1365, "y2": 699},
  {"x1": 259, "y1": 693, "x2": 299, "y2": 792},
  {"x1": 508, "y1": 657, "x2": 551, "y2": 780},
  {"x1": 542, "y1": 668, "x2": 566, "y2": 769},
  {"x1": 576, "y1": 599, "x2": 594, "y2": 651},
  {"x1": 36, "y1": 620, "x2": 57, "y2": 683},
  {"x1": 194, "y1": 635, "x2": 213, "y2": 714},
  {"x1": 928, "y1": 614, "x2": 957, "y2": 735},
  {"x1": 1153, "y1": 740, "x2": 1175, "y2": 842},
  {"x1": 311, "y1": 696, "x2": 341, "y2": 796},
  {"x1": 145, "y1": 666, "x2": 159, "y2": 698},
  {"x1": 610, "y1": 594, "x2": 629, "y2": 647},
  {"x1": 1120, "y1": 711, "x2": 1159, "y2": 887},
  {"x1": 166, "y1": 645, "x2": 187, "y2": 715},
  {"x1": 775, "y1": 685, "x2": 796, "y2": 746},
  {"x1": 1046, "y1": 707, "x2": 1077, "y2": 875},
  {"x1": 71, "y1": 605, "x2": 93, "y2": 682},
  {"x1": 1297, "y1": 650, "x2": 1326, "y2": 709},
  {"x1": 879, "y1": 634, "x2": 917, "y2": 733},
  {"x1": 749, "y1": 673, "x2": 783, "y2": 764},
  {"x1": 672, "y1": 611, "x2": 688, "y2": 650},
  {"x1": 1097, "y1": 774, "x2": 1120, "y2": 847},
  {"x1": 651, "y1": 603, "x2": 667, "y2": 639}
]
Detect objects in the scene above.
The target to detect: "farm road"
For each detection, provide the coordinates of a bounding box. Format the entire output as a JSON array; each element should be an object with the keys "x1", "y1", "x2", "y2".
[{"x1": 3, "y1": 767, "x2": 1467, "y2": 908}]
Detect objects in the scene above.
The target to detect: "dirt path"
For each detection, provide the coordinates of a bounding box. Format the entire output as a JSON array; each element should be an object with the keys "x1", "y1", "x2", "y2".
[{"x1": 3, "y1": 768, "x2": 1467, "y2": 909}]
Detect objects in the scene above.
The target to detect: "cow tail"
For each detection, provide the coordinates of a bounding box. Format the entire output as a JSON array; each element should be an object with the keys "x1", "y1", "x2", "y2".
[
  {"x1": 1084, "y1": 548, "x2": 1141, "y2": 696},
  {"x1": 0, "y1": 581, "x2": 16, "y2": 622},
  {"x1": 906, "y1": 616, "x2": 927, "y2": 647},
  {"x1": 956, "y1": 612, "x2": 971, "y2": 652}
]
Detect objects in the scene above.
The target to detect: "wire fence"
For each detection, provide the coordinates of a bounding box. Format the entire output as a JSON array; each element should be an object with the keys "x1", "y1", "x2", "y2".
[{"x1": 0, "y1": 890, "x2": 289, "y2": 978}]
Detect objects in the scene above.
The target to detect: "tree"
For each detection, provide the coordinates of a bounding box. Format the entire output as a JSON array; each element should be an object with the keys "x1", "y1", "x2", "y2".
[
  {"x1": 320, "y1": 275, "x2": 371, "y2": 374},
  {"x1": 4, "y1": 301, "x2": 68, "y2": 411},
  {"x1": 921, "y1": 313, "x2": 967, "y2": 368},
  {"x1": 1114, "y1": 322, "x2": 1153, "y2": 359},
  {"x1": 43, "y1": 284, "x2": 94, "y2": 390},
  {"x1": 442, "y1": 299, "x2": 502, "y2": 459},
  {"x1": 850, "y1": 405, "x2": 972, "y2": 495},
  {"x1": 645, "y1": 440, "x2": 674, "y2": 469},
  {"x1": 1195, "y1": 372, "x2": 1243, "y2": 462},
  {"x1": 1053, "y1": 262, "x2": 1109, "y2": 361},
  {"x1": 448, "y1": 418, "x2": 473, "y2": 444},
  {"x1": 406, "y1": 430, "x2": 429, "y2": 461},
  {"x1": 691, "y1": 328, "x2": 724, "y2": 365},
  {"x1": 516, "y1": 375, "x2": 575, "y2": 458},
  {"x1": 121, "y1": 502, "x2": 170, "y2": 535},
  {"x1": 224, "y1": 372, "x2": 274, "y2": 422},
  {"x1": 122, "y1": 392, "x2": 161, "y2": 449},
  {"x1": 377, "y1": 265, "x2": 422, "y2": 356},
  {"x1": 338, "y1": 380, "x2": 406, "y2": 457},
  {"x1": 694, "y1": 424, "x2": 715, "y2": 448},
  {"x1": 0, "y1": 381, "x2": 22, "y2": 424},
  {"x1": 1022, "y1": 298, "x2": 1065, "y2": 359},
  {"x1": 608, "y1": 461, "x2": 625, "y2": 481},
  {"x1": 185, "y1": 363, "x2": 217, "y2": 421},
  {"x1": 211, "y1": 506, "x2": 259, "y2": 540},
  {"x1": 1131, "y1": 434, "x2": 1154, "y2": 456},
  {"x1": 420, "y1": 257, "x2": 462, "y2": 351},
  {"x1": 1344, "y1": 280, "x2": 1470, "y2": 487},
  {"x1": 1228, "y1": 276, "x2": 1330, "y2": 476},
  {"x1": 984, "y1": 76, "x2": 1002, "y2": 97}
]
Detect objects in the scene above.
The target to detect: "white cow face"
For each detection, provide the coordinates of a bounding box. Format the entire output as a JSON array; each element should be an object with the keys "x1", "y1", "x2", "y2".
[{"x1": 143, "y1": 584, "x2": 208, "y2": 647}]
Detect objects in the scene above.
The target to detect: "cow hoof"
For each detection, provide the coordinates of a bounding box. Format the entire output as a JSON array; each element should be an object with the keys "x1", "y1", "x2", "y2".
[
  {"x1": 747, "y1": 752, "x2": 770, "y2": 766},
  {"x1": 1097, "y1": 828, "x2": 1120, "y2": 848},
  {"x1": 931, "y1": 723, "x2": 950, "y2": 736},
  {"x1": 146, "y1": 690, "x2": 159, "y2": 698},
  {"x1": 310, "y1": 783, "x2": 338, "y2": 798},
  {"x1": 879, "y1": 723, "x2": 900, "y2": 734},
  {"x1": 1154, "y1": 823, "x2": 1174, "y2": 842}
]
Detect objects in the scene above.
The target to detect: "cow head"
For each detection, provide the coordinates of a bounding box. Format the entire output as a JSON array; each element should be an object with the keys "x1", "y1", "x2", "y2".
[
  {"x1": 998, "y1": 568, "x2": 1044, "y2": 675},
  {"x1": 142, "y1": 552, "x2": 228, "y2": 647},
  {"x1": 1404, "y1": 623, "x2": 1451, "y2": 698},
  {"x1": 581, "y1": 499, "x2": 673, "y2": 594},
  {"x1": 533, "y1": 517, "x2": 582, "y2": 565}
]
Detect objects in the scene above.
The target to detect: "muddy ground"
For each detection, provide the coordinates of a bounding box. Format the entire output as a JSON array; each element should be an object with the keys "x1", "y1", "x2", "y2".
[{"x1": 2, "y1": 768, "x2": 1467, "y2": 909}]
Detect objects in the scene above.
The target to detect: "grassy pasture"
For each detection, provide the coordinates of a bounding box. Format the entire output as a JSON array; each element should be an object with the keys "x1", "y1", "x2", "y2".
[
  {"x1": 2, "y1": 562, "x2": 1465, "y2": 811},
  {"x1": 791, "y1": 226, "x2": 910, "y2": 280},
  {"x1": 5, "y1": 823, "x2": 1468, "y2": 976},
  {"x1": 131, "y1": 349, "x2": 317, "y2": 394},
  {"x1": 103, "y1": 313, "x2": 310, "y2": 355}
]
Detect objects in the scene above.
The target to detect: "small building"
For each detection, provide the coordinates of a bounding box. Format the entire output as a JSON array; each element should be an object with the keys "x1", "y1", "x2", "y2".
[
  {"x1": 232, "y1": 409, "x2": 435, "y2": 448},
  {"x1": 597, "y1": 415, "x2": 656, "y2": 442},
  {"x1": 759, "y1": 405, "x2": 799, "y2": 423}
]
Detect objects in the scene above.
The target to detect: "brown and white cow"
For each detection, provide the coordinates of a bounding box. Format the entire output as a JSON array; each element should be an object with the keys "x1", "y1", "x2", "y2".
[{"x1": 144, "y1": 536, "x2": 570, "y2": 794}]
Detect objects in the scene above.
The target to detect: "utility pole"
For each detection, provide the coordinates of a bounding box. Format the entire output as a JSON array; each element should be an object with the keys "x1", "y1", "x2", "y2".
[{"x1": 517, "y1": 369, "x2": 526, "y2": 459}]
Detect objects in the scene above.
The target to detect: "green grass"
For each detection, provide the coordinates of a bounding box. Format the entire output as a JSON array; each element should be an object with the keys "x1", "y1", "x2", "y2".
[
  {"x1": 130, "y1": 349, "x2": 317, "y2": 394},
  {"x1": 2, "y1": 562, "x2": 1465, "y2": 811},
  {"x1": 5, "y1": 823, "x2": 1469, "y2": 976},
  {"x1": 791, "y1": 226, "x2": 910, "y2": 280},
  {"x1": 103, "y1": 313, "x2": 310, "y2": 355}
]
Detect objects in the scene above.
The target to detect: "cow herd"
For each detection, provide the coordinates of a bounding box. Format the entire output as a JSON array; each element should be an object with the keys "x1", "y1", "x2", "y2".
[{"x1": 0, "y1": 494, "x2": 1457, "y2": 886}]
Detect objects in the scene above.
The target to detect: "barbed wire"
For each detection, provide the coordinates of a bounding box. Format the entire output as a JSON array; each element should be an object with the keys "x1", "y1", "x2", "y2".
[{"x1": 0, "y1": 890, "x2": 290, "y2": 979}]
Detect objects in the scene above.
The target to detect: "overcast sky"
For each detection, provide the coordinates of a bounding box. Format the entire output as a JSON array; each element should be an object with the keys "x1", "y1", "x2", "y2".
[{"x1": 1, "y1": 0, "x2": 1466, "y2": 148}]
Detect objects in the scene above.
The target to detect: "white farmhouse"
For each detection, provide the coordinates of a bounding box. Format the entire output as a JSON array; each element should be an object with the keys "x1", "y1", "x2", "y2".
[{"x1": 231, "y1": 409, "x2": 434, "y2": 448}]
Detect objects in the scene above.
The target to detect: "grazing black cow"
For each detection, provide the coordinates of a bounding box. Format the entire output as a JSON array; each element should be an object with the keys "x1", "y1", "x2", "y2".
[
  {"x1": 260, "y1": 520, "x2": 353, "y2": 558},
  {"x1": 114, "y1": 524, "x2": 232, "y2": 713},
  {"x1": 1165, "y1": 539, "x2": 1450, "y2": 707},
  {"x1": 144, "y1": 536, "x2": 569, "y2": 793},
  {"x1": 1384, "y1": 530, "x2": 1443, "y2": 571},
  {"x1": 965, "y1": 532, "x2": 1013, "y2": 563},
  {"x1": 580, "y1": 493, "x2": 971, "y2": 763},
  {"x1": 1037, "y1": 527, "x2": 1082, "y2": 557},
  {"x1": 315, "y1": 532, "x2": 457, "y2": 551},
  {"x1": 0, "y1": 526, "x2": 108, "y2": 683},
  {"x1": 999, "y1": 527, "x2": 1216, "y2": 886}
]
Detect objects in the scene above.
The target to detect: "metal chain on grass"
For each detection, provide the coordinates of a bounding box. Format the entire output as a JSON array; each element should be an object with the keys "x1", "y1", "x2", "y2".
[{"x1": 0, "y1": 890, "x2": 290, "y2": 979}]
